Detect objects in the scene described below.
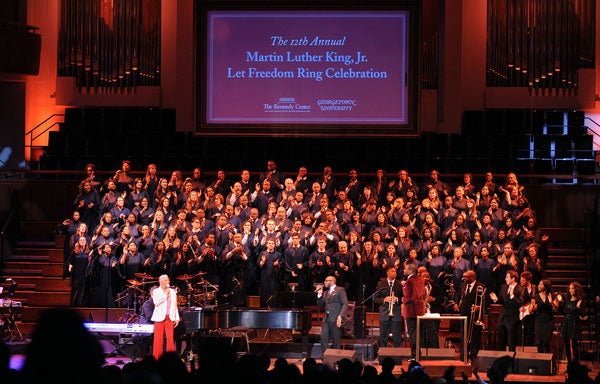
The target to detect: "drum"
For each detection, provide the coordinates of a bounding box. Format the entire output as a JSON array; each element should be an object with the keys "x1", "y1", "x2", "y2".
[
  {"x1": 175, "y1": 287, "x2": 188, "y2": 307},
  {"x1": 192, "y1": 291, "x2": 216, "y2": 306},
  {"x1": 177, "y1": 294, "x2": 188, "y2": 307}
]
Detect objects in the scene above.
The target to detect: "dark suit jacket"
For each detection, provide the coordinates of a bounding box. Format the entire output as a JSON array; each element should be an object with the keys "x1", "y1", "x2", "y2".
[
  {"x1": 458, "y1": 281, "x2": 487, "y2": 317},
  {"x1": 426, "y1": 280, "x2": 444, "y2": 313},
  {"x1": 318, "y1": 286, "x2": 349, "y2": 322},
  {"x1": 497, "y1": 283, "x2": 524, "y2": 324},
  {"x1": 374, "y1": 278, "x2": 404, "y2": 320}
]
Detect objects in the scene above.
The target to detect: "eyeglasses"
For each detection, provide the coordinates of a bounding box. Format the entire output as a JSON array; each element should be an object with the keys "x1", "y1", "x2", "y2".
[{"x1": 325, "y1": 279, "x2": 333, "y2": 282}]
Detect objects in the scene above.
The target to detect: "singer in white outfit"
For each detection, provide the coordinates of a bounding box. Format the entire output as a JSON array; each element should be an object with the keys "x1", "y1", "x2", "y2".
[{"x1": 151, "y1": 274, "x2": 180, "y2": 360}]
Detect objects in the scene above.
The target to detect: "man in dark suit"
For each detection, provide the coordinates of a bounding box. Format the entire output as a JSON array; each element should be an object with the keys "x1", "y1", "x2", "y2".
[
  {"x1": 490, "y1": 269, "x2": 523, "y2": 352},
  {"x1": 374, "y1": 266, "x2": 404, "y2": 348},
  {"x1": 519, "y1": 270, "x2": 537, "y2": 347},
  {"x1": 454, "y1": 270, "x2": 486, "y2": 359},
  {"x1": 401, "y1": 263, "x2": 426, "y2": 359},
  {"x1": 316, "y1": 275, "x2": 348, "y2": 355},
  {"x1": 420, "y1": 268, "x2": 442, "y2": 348}
]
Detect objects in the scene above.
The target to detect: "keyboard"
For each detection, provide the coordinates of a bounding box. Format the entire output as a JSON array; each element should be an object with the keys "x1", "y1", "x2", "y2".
[{"x1": 84, "y1": 322, "x2": 154, "y2": 335}]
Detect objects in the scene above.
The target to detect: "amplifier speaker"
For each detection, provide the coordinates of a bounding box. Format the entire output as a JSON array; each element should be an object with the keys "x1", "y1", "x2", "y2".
[
  {"x1": 378, "y1": 347, "x2": 411, "y2": 364},
  {"x1": 419, "y1": 348, "x2": 456, "y2": 360},
  {"x1": 323, "y1": 349, "x2": 357, "y2": 368},
  {"x1": 342, "y1": 303, "x2": 366, "y2": 339},
  {"x1": 515, "y1": 351, "x2": 553, "y2": 375},
  {"x1": 476, "y1": 350, "x2": 514, "y2": 371}
]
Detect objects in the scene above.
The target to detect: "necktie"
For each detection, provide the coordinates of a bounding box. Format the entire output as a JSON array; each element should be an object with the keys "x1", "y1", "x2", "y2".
[
  {"x1": 508, "y1": 286, "x2": 513, "y2": 296},
  {"x1": 389, "y1": 281, "x2": 393, "y2": 289}
]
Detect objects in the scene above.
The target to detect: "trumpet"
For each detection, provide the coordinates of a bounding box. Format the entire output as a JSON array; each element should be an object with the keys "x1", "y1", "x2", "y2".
[
  {"x1": 468, "y1": 285, "x2": 486, "y2": 344},
  {"x1": 388, "y1": 286, "x2": 395, "y2": 318}
]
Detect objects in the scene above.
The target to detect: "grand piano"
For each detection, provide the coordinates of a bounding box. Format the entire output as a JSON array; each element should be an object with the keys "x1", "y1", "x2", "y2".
[
  {"x1": 180, "y1": 307, "x2": 313, "y2": 357},
  {"x1": 181, "y1": 307, "x2": 312, "y2": 333}
]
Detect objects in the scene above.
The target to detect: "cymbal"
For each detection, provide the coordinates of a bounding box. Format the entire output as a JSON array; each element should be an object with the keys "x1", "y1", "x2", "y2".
[
  {"x1": 125, "y1": 285, "x2": 145, "y2": 293},
  {"x1": 177, "y1": 274, "x2": 197, "y2": 281},
  {"x1": 177, "y1": 271, "x2": 207, "y2": 281},
  {"x1": 134, "y1": 272, "x2": 155, "y2": 280},
  {"x1": 127, "y1": 279, "x2": 142, "y2": 286}
]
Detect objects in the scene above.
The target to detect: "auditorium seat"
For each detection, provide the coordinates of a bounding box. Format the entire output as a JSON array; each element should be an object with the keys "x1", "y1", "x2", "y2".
[
  {"x1": 531, "y1": 159, "x2": 553, "y2": 174},
  {"x1": 554, "y1": 159, "x2": 575, "y2": 175},
  {"x1": 574, "y1": 135, "x2": 594, "y2": 159},
  {"x1": 576, "y1": 159, "x2": 596, "y2": 175},
  {"x1": 554, "y1": 136, "x2": 574, "y2": 159},
  {"x1": 514, "y1": 135, "x2": 532, "y2": 159},
  {"x1": 532, "y1": 135, "x2": 552, "y2": 159}
]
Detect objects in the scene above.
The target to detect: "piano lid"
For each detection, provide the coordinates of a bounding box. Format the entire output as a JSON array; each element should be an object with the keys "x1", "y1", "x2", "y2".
[{"x1": 215, "y1": 308, "x2": 312, "y2": 332}]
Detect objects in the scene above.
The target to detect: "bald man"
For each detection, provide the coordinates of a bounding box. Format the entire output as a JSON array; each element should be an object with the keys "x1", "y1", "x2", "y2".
[{"x1": 455, "y1": 270, "x2": 487, "y2": 359}]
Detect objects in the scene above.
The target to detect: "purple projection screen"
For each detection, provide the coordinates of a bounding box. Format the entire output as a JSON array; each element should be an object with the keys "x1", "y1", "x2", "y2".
[{"x1": 196, "y1": 5, "x2": 417, "y2": 136}]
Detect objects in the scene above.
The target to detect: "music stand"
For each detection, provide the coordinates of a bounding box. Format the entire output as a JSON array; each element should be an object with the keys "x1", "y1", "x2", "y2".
[{"x1": 288, "y1": 283, "x2": 298, "y2": 308}]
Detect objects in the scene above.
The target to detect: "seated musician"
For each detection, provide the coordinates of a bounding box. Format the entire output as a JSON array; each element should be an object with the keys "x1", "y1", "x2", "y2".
[{"x1": 140, "y1": 286, "x2": 156, "y2": 324}]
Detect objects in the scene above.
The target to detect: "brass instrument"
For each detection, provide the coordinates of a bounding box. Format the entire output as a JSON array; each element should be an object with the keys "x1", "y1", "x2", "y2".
[
  {"x1": 424, "y1": 283, "x2": 431, "y2": 314},
  {"x1": 388, "y1": 284, "x2": 395, "y2": 318},
  {"x1": 467, "y1": 285, "x2": 486, "y2": 344}
]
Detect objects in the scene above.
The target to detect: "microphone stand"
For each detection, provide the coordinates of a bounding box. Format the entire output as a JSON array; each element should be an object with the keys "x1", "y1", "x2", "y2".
[
  {"x1": 520, "y1": 288, "x2": 525, "y2": 352},
  {"x1": 361, "y1": 284, "x2": 366, "y2": 362},
  {"x1": 361, "y1": 286, "x2": 383, "y2": 363}
]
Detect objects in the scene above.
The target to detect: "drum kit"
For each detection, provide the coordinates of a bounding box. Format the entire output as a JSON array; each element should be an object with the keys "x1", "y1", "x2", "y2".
[
  {"x1": 175, "y1": 272, "x2": 218, "y2": 308},
  {"x1": 117, "y1": 271, "x2": 218, "y2": 322},
  {"x1": 117, "y1": 272, "x2": 162, "y2": 322}
]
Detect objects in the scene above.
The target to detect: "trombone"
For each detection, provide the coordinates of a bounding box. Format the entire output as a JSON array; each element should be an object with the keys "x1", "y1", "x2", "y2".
[{"x1": 467, "y1": 285, "x2": 486, "y2": 344}]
